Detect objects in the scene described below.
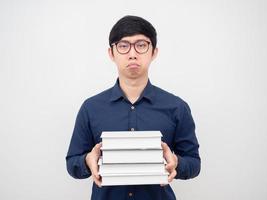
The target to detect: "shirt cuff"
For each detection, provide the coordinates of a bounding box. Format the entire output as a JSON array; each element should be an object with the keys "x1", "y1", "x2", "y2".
[
  {"x1": 175, "y1": 155, "x2": 187, "y2": 179},
  {"x1": 80, "y1": 153, "x2": 91, "y2": 177}
]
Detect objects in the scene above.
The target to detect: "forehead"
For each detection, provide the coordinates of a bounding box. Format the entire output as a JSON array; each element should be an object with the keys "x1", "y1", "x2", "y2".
[{"x1": 120, "y1": 34, "x2": 151, "y2": 42}]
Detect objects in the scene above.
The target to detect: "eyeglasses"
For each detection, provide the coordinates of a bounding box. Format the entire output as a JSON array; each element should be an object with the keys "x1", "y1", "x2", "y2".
[{"x1": 112, "y1": 40, "x2": 151, "y2": 54}]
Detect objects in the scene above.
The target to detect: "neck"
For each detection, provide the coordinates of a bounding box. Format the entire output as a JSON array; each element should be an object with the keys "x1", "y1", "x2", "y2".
[{"x1": 119, "y1": 76, "x2": 148, "y2": 104}]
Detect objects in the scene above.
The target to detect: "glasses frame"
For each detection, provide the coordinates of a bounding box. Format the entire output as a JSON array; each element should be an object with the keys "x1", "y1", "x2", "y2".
[{"x1": 112, "y1": 39, "x2": 151, "y2": 55}]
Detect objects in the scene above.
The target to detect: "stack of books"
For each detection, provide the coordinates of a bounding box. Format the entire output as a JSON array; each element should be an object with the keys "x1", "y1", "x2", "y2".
[{"x1": 99, "y1": 131, "x2": 169, "y2": 186}]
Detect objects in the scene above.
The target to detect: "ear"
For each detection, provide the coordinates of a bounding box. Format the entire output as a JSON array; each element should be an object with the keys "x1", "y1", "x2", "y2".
[
  {"x1": 108, "y1": 47, "x2": 115, "y2": 61},
  {"x1": 151, "y1": 47, "x2": 158, "y2": 61}
]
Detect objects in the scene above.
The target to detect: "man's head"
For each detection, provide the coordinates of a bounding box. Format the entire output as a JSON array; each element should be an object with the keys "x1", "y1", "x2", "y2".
[
  {"x1": 108, "y1": 16, "x2": 158, "y2": 80},
  {"x1": 109, "y1": 15, "x2": 157, "y2": 53}
]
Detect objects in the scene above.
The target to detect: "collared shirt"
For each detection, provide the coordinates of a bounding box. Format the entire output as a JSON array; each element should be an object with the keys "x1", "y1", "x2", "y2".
[{"x1": 66, "y1": 79, "x2": 200, "y2": 200}]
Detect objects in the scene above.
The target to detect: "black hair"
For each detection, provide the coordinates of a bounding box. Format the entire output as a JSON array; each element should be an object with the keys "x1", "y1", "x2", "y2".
[{"x1": 109, "y1": 15, "x2": 157, "y2": 51}]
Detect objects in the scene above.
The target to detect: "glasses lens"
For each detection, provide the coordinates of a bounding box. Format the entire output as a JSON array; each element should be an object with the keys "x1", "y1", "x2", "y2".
[
  {"x1": 135, "y1": 40, "x2": 149, "y2": 53},
  {"x1": 116, "y1": 41, "x2": 130, "y2": 54}
]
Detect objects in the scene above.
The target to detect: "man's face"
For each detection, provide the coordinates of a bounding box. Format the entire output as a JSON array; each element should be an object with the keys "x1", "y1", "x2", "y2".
[{"x1": 108, "y1": 34, "x2": 158, "y2": 80}]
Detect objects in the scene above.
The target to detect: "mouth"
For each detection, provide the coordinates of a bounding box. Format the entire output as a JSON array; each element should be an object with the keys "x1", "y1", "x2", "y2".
[{"x1": 127, "y1": 63, "x2": 140, "y2": 69}]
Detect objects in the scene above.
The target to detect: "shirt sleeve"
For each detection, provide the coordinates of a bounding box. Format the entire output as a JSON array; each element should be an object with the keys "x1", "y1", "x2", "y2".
[
  {"x1": 66, "y1": 100, "x2": 95, "y2": 179},
  {"x1": 174, "y1": 101, "x2": 201, "y2": 180}
]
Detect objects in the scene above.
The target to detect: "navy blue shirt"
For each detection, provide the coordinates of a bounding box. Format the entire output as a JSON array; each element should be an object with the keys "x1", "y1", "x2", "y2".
[{"x1": 66, "y1": 79, "x2": 200, "y2": 200}]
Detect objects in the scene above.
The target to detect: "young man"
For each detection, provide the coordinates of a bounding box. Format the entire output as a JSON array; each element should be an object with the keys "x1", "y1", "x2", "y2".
[{"x1": 66, "y1": 15, "x2": 200, "y2": 200}]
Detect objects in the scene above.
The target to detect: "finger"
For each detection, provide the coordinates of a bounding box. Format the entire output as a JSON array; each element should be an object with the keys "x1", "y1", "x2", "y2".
[
  {"x1": 166, "y1": 155, "x2": 178, "y2": 170},
  {"x1": 161, "y1": 142, "x2": 169, "y2": 152},
  {"x1": 95, "y1": 142, "x2": 102, "y2": 150},
  {"x1": 92, "y1": 173, "x2": 101, "y2": 183},
  {"x1": 161, "y1": 141, "x2": 164, "y2": 146},
  {"x1": 160, "y1": 183, "x2": 168, "y2": 187},
  {"x1": 173, "y1": 153, "x2": 178, "y2": 166},
  {"x1": 161, "y1": 143, "x2": 173, "y2": 162},
  {"x1": 92, "y1": 143, "x2": 102, "y2": 156},
  {"x1": 165, "y1": 157, "x2": 176, "y2": 169},
  {"x1": 92, "y1": 174, "x2": 102, "y2": 187},
  {"x1": 168, "y1": 170, "x2": 177, "y2": 182},
  {"x1": 165, "y1": 158, "x2": 175, "y2": 167},
  {"x1": 95, "y1": 176, "x2": 102, "y2": 187},
  {"x1": 94, "y1": 171, "x2": 100, "y2": 179},
  {"x1": 165, "y1": 162, "x2": 176, "y2": 170},
  {"x1": 90, "y1": 163, "x2": 99, "y2": 179}
]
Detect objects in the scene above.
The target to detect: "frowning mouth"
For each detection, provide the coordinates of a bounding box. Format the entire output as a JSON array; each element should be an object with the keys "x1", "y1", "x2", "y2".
[{"x1": 127, "y1": 63, "x2": 141, "y2": 68}]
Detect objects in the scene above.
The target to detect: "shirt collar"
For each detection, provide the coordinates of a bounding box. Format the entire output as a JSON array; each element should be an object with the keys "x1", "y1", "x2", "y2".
[
  {"x1": 110, "y1": 79, "x2": 124, "y2": 102},
  {"x1": 110, "y1": 78, "x2": 155, "y2": 104}
]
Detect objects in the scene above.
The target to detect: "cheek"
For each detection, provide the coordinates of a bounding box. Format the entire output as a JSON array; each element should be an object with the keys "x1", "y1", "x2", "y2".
[
  {"x1": 114, "y1": 57, "x2": 127, "y2": 69},
  {"x1": 117, "y1": 57, "x2": 126, "y2": 65},
  {"x1": 112, "y1": 54, "x2": 122, "y2": 64},
  {"x1": 141, "y1": 57, "x2": 153, "y2": 67}
]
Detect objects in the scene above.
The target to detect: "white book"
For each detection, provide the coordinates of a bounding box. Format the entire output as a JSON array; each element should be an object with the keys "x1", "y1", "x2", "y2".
[
  {"x1": 101, "y1": 131, "x2": 162, "y2": 149},
  {"x1": 98, "y1": 158, "x2": 166, "y2": 174},
  {"x1": 102, "y1": 149, "x2": 163, "y2": 164},
  {"x1": 101, "y1": 172, "x2": 169, "y2": 186}
]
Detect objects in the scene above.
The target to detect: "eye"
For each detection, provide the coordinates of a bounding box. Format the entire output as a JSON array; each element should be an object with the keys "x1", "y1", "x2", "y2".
[
  {"x1": 136, "y1": 41, "x2": 147, "y2": 49},
  {"x1": 117, "y1": 42, "x2": 129, "y2": 49}
]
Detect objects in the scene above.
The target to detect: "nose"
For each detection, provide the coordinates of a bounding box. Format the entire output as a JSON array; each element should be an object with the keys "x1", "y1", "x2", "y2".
[{"x1": 128, "y1": 44, "x2": 137, "y2": 60}]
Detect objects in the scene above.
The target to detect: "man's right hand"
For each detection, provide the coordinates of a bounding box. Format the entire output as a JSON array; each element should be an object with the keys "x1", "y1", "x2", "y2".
[{"x1": 85, "y1": 143, "x2": 102, "y2": 187}]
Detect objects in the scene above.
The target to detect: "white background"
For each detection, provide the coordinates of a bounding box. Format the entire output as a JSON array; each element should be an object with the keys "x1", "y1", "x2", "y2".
[{"x1": 1, "y1": 0, "x2": 267, "y2": 199}]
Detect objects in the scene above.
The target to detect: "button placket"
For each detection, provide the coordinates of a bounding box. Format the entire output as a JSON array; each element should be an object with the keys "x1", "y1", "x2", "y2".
[{"x1": 129, "y1": 104, "x2": 136, "y2": 132}]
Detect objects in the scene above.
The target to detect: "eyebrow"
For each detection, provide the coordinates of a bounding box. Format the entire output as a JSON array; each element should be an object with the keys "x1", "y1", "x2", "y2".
[{"x1": 118, "y1": 39, "x2": 149, "y2": 43}]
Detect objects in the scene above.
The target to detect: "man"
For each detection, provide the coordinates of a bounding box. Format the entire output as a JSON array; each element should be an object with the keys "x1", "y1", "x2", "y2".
[{"x1": 66, "y1": 15, "x2": 200, "y2": 200}]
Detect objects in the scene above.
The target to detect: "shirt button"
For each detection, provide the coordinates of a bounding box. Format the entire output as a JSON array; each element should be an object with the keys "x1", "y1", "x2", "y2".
[
  {"x1": 130, "y1": 128, "x2": 135, "y2": 131},
  {"x1": 128, "y1": 192, "x2": 133, "y2": 197},
  {"x1": 131, "y1": 106, "x2": 135, "y2": 110}
]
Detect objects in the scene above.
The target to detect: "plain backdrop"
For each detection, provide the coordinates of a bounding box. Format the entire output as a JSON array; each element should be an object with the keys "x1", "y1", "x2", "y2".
[{"x1": 0, "y1": 0, "x2": 267, "y2": 199}]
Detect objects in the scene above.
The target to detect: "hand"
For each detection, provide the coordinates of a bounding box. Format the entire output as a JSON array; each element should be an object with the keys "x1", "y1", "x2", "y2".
[
  {"x1": 161, "y1": 142, "x2": 178, "y2": 186},
  {"x1": 85, "y1": 143, "x2": 102, "y2": 187}
]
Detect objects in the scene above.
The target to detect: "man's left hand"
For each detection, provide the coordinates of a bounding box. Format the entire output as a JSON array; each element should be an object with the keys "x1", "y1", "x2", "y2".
[{"x1": 161, "y1": 142, "x2": 178, "y2": 185}]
